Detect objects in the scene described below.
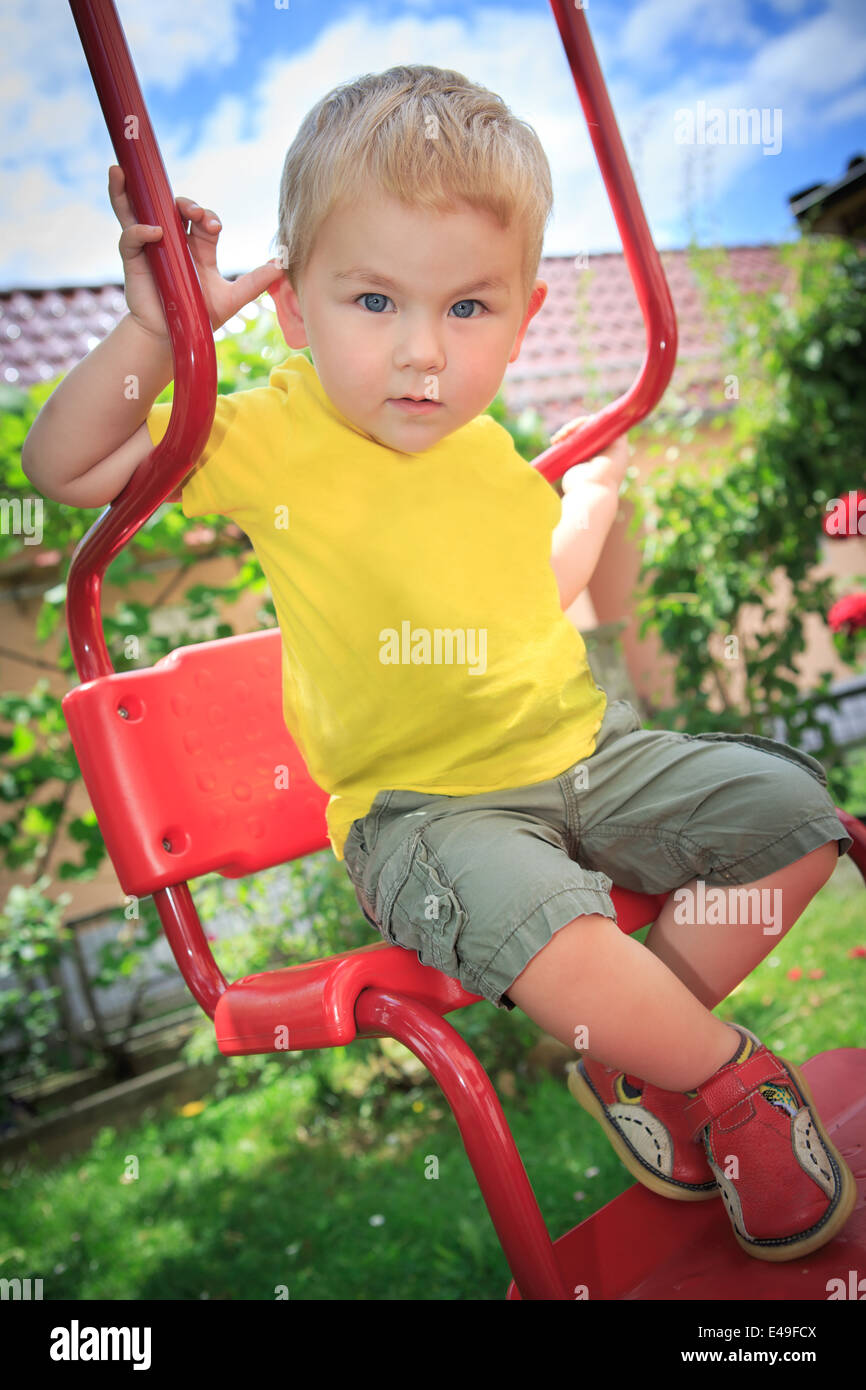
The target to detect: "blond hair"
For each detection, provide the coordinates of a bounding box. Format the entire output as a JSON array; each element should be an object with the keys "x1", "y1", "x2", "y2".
[{"x1": 276, "y1": 65, "x2": 553, "y2": 306}]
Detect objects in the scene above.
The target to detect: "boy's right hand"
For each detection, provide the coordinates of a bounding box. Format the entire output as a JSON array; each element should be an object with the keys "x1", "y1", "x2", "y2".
[{"x1": 108, "y1": 164, "x2": 282, "y2": 342}]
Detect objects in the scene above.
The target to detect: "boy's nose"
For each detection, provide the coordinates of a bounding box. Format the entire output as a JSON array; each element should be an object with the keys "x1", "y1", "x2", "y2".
[{"x1": 394, "y1": 317, "x2": 445, "y2": 373}]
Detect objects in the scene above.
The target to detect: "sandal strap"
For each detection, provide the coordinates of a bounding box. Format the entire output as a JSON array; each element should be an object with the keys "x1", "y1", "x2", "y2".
[{"x1": 684, "y1": 1049, "x2": 788, "y2": 1139}]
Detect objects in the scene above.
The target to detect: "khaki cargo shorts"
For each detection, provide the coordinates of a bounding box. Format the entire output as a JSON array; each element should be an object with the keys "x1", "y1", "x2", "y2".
[{"x1": 341, "y1": 699, "x2": 853, "y2": 1011}]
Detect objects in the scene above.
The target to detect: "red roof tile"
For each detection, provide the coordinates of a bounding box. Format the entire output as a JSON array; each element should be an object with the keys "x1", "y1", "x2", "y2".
[
  {"x1": 1, "y1": 284, "x2": 129, "y2": 388},
  {"x1": 509, "y1": 245, "x2": 791, "y2": 429}
]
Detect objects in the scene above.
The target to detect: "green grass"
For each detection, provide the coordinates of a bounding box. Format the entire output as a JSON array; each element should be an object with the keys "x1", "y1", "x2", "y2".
[{"x1": 1, "y1": 853, "x2": 864, "y2": 1301}]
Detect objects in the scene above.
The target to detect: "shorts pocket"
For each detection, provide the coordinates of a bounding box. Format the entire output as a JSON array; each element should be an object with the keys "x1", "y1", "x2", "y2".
[
  {"x1": 343, "y1": 820, "x2": 369, "y2": 874},
  {"x1": 594, "y1": 699, "x2": 643, "y2": 751},
  {"x1": 377, "y1": 831, "x2": 467, "y2": 974},
  {"x1": 615, "y1": 699, "x2": 643, "y2": 734},
  {"x1": 342, "y1": 820, "x2": 374, "y2": 917},
  {"x1": 683, "y1": 730, "x2": 829, "y2": 788}
]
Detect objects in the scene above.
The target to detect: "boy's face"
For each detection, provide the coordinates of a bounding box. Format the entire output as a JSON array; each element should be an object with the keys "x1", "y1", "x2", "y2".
[{"x1": 270, "y1": 189, "x2": 546, "y2": 453}]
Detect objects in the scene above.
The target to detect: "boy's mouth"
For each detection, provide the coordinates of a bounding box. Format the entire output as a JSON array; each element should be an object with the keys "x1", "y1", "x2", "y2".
[{"x1": 389, "y1": 396, "x2": 442, "y2": 413}]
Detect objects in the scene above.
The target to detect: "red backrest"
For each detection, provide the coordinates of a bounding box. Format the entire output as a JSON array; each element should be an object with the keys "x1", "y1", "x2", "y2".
[{"x1": 62, "y1": 627, "x2": 329, "y2": 898}]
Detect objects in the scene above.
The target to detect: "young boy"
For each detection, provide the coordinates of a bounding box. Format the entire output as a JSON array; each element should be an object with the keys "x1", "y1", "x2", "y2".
[{"x1": 23, "y1": 65, "x2": 856, "y2": 1263}]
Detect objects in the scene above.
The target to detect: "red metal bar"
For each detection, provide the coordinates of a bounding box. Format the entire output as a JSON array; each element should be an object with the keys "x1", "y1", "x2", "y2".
[
  {"x1": 532, "y1": 1, "x2": 678, "y2": 482},
  {"x1": 154, "y1": 884, "x2": 228, "y2": 1019},
  {"x1": 835, "y1": 809, "x2": 866, "y2": 884},
  {"x1": 354, "y1": 989, "x2": 571, "y2": 1300},
  {"x1": 65, "y1": 0, "x2": 217, "y2": 683}
]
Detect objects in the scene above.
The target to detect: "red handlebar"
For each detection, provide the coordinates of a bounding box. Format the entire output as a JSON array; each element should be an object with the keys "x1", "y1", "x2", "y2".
[
  {"x1": 66, "y1": 0, "x2": 217, "y2": 683},
  {"x1": 534, "y1": 0, "x2": 677, "y2": 482},
  {"x1": 64, "y1": 0, "x2": 677, "y2": 683}
]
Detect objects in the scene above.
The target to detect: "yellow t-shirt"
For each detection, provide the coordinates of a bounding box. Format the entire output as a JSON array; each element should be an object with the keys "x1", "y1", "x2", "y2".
[{"x1": 147, "y1": 352, "x2": 607, "y2": 859}]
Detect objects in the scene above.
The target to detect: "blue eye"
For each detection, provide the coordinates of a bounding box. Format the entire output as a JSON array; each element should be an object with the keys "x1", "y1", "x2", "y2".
[{"x1": 355, "y1": 292, "x2": 486, "y2": 316}]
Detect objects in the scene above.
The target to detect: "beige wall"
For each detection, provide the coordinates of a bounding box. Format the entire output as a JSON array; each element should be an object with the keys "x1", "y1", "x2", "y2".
[{"x1": 3, "y1": 435, "x2": 864, "y2": 921}]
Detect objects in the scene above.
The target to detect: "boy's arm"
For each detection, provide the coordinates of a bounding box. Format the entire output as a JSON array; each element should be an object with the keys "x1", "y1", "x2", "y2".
[
  {"x1": 22, "y1": 312, "x2": 174, "y2": 510},
  {"x1": 551, "y1": 444, "x2": 629, "y2": 610},
  {"x1": 23, "y1": 166, "x2": 279, "y2": 513}
]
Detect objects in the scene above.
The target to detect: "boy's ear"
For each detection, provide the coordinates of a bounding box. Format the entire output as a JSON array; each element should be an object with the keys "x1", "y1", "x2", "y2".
[
  {"x1": 269, "y1": 275, "x2": 309, "y2": 348},
  {"x1": 508, "y1": 279, "x2": 547, "y2": 364}
]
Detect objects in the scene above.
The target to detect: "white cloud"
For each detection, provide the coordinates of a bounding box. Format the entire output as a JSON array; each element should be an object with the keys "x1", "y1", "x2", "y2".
[
  {"x1": 111, "y1": 0, "x2": 254, "y2": 90},
  {"x1": 821, "y1": 87, "x2": 866, "y2": 125},
  {"x1": 618, "y1": 0, "x2": 765, "y2": 71},
  {"x1": 0, "y1": 0, "x2": 251, "y2": 116},
  {"x1": 749, "y1": 7, "x2": 866, "y2": 98},
  {"x1": 0, "y1": 166, "x2": 121, "y2": 287}
]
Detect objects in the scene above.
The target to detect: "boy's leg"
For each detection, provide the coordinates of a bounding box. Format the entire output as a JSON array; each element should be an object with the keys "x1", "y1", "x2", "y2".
[
  {"x1": 512, "y1": 906, "x2": 857, "y2": 1258},
  {"x1": 641, "y1": 840, "x2": 838, "y2": 1011},
  {"x1": 505, "y1": 911, "x2": 742, "y2": 1092}
]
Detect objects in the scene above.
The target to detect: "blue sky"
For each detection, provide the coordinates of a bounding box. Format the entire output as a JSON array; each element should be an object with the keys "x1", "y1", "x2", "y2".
[{"x1": 1, "y1": 0, "x2": 864, "y2": 290}]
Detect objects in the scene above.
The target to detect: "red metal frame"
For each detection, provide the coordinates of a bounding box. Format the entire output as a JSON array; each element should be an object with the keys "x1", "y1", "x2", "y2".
[
  {"x1": 62, "y1": 0, "x2": 864, "y2": 1302},
  {"x1": 535, "y1": 0, "x2": 678, "y2": 479}
]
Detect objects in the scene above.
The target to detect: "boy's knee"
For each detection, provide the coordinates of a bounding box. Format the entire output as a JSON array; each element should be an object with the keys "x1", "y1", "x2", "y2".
[
  {"x1": 553, "y1": 910, "x2": 622, "y2": 959},
  {"x1": 510, "y1": 909, "x2": 618, "y2": 992},
  {"x1": 564, "y1": 910, "x2": 619, "y2": 934},
  {"x1": 808, "y1": 839, "x2": 841, "y2": 884}
]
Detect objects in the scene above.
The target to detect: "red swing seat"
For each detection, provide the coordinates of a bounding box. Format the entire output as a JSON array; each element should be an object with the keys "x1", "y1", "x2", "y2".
[{"x1": 64, "y1": 0, "x2": 866, "y2": 1299}]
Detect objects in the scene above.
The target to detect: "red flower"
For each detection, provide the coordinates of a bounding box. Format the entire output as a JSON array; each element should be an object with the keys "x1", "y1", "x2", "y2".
[
  {"x1": 848, "y1": 946, "x2": 866, "y2": 959},
  {"x1": 787, "y1": 967, "x2": 803, "y2": 980},
  {"x1": 827, "y1": 592, "x2": 866, "y2": 635},
  {"x1": 822, "y1": 490, "x2": 866, "y2": 539}
]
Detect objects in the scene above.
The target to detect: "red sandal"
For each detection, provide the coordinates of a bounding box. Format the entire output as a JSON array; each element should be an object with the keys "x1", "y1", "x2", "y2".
[
  {"x1": 685, "y1": 1026, "x2": 858, "y2": 1261},
  {"x1": 567, "y1": 1052, "x2": 719, "y2": 1201}
]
